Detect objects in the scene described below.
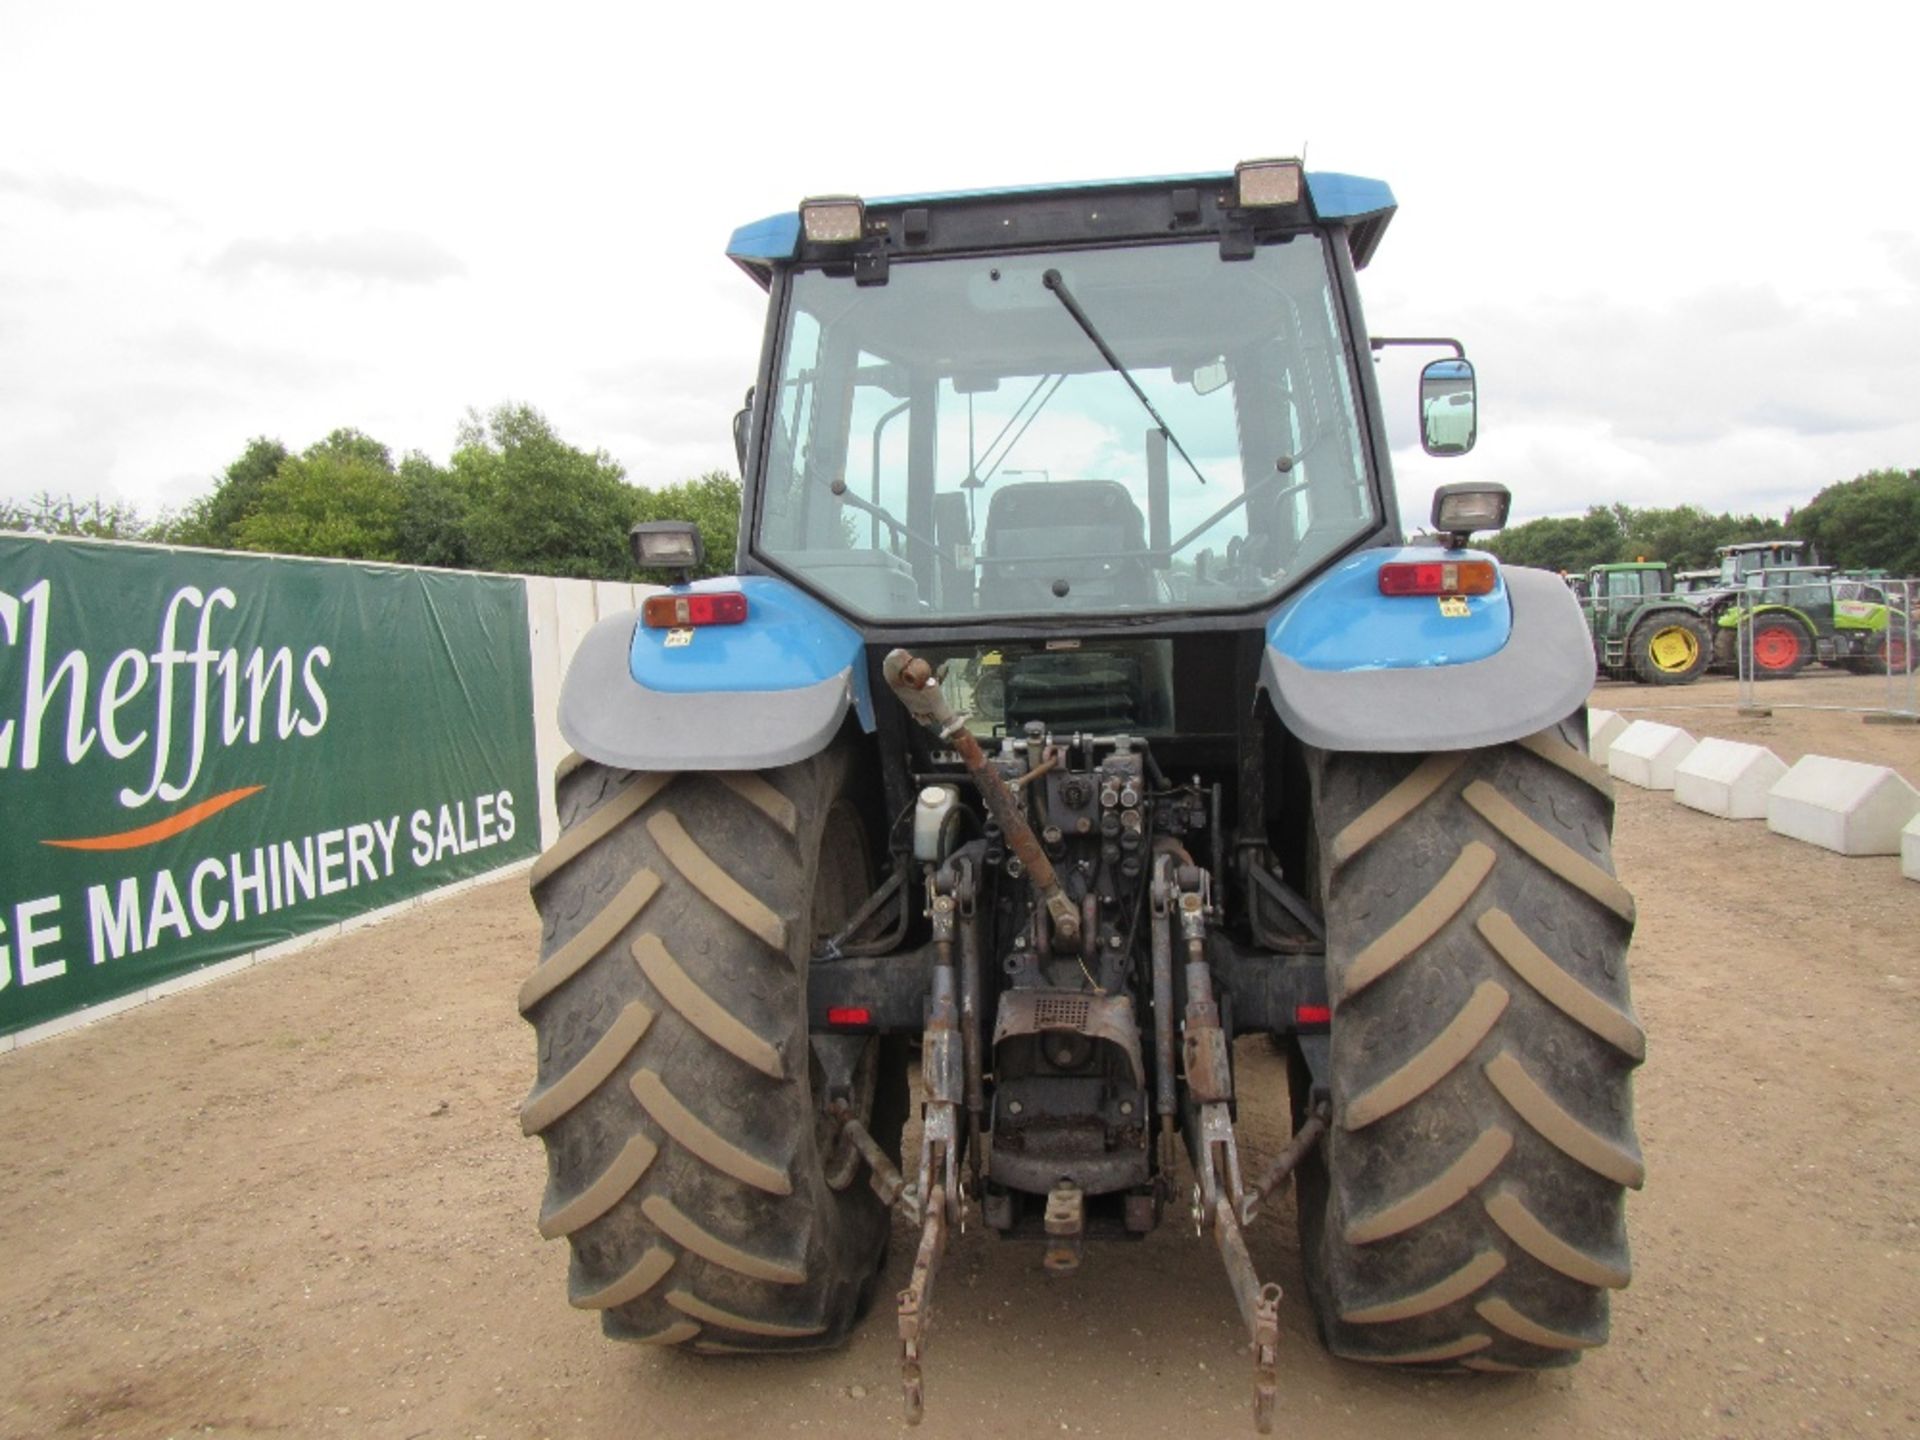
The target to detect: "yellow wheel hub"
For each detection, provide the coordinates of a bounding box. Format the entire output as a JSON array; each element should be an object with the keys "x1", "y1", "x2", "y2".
[{"x1": 1649, "y1": 625, "x2": 1699, "y2": 672}]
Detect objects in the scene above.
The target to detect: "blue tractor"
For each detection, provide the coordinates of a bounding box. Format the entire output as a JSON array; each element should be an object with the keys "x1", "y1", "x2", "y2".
[{"x1": 519, "y1": 160, "x2": 1643, "y2": 1429}]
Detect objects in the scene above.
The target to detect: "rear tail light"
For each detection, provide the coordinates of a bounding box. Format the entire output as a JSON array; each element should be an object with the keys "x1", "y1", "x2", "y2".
[
  {"x1": 641, "y1": 591, "x2": 748, "y2": 628},
  {"x1": 1295, "y1": 1004, "x2": 1332, "y2": 1028},
  {"x1": 1377, "y1": 559, "x2": 1497, "y2": 598},
  {"x1": 826, "y1": 1006, "x2": 873, "y2": 1027}
]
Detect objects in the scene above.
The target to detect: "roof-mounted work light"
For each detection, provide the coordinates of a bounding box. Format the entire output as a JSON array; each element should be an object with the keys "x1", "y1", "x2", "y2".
[
  {"x1": 800, "y1": 195, "x2": 866, "y2": 244},
  {"x1": 1233, "y1": 158, "x2": 1304, "y2": 208}
]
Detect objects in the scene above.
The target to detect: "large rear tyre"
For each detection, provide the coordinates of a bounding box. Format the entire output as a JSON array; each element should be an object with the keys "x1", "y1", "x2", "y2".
[
  {"x1": 1863, "y1": 625, "x2": 1915, "y2": 676},
  {"x1": 519, "y1": 746, "x2": 906, "y2": 1352},
  {"x1": 1628, "y1": 612, "x2": 1711, "y2": 685},
  {"x1": 1294, "y1": 724, "x2": 1645, "y2": 1370}
]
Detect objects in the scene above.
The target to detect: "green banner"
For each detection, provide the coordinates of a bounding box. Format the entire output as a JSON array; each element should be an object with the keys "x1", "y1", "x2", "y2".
[{"x1": 1, "y1": 536, "x2": 539, "y2": 1037}]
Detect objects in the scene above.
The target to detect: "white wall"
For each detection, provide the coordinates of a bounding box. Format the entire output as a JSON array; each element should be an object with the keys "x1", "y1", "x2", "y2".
[{"x1": 526, "y1": 578, "x2": 661, "y2": 848}]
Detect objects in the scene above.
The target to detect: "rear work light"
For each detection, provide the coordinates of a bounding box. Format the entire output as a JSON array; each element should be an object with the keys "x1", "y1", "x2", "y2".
[
  {"x1": 1233, "y1": 158, "x2": 1304, "y2": 208},
  {"x1": 1377, "y1": 559, "x2": 1498, "y2": 598},
  {"x1": 641, "y1": 591, "x2": 748, "y2": 628},
  {"x1": 800, "y1": 195, "x2": 866, "y2": 244}
]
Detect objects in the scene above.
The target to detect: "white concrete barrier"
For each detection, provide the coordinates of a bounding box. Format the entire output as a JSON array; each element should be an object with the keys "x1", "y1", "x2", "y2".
[
  {"x1": 1588, "y1": 708, "x2": 1630, "y2": 765},
  {"x1": 1674, "y1": 738, "x2": 1789, "y2": 820},
  {"x1": 1607, "y1": 720, "x2": 1697, "y2": 790},
  {"x1": 1900, "y1": 812, "x2": 1920, "y2": 882},
  {"x1": 1766, "y1": 755, "x2": 1920, "y2": 856}
]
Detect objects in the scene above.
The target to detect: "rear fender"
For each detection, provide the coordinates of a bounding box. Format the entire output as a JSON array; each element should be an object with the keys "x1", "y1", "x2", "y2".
[
  {"x1": 558, "y1": 575, "x2": 874, "y2": 772},
  {"x1": 1260, "y1": 548, "x2": 1595, "y2": 753}
]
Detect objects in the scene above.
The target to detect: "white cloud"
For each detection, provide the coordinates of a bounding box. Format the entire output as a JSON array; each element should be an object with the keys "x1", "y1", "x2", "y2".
[
  {"x1": 208, "y1": 231, "x2": 466, "y2": 286},
  {"x1": 0, "y1": 0, "x2": 1914, "y2": 533}
]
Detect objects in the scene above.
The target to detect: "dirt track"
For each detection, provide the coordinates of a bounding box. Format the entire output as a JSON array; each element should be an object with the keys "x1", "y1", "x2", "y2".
[{"x1": 2, "y1": 676, "x2": 1917, "y2": 1440}]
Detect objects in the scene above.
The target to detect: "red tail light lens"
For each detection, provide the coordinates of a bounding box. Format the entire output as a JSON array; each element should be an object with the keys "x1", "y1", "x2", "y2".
[
  {"x1": 1295, "y1": 1004, "x2": 1332, "y2": 1027},
  {"x1": 826, "y1": 1006, "x2": 873, "y2": 1027},
  {"x1": 641, "y1": 591, "x2": 748, "y2": 628},
  {"x1": 1377, "y1": 560, "x2": 1497, "y2": 597}
]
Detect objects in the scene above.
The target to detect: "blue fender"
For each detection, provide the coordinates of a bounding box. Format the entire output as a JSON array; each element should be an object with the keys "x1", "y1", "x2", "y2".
[
  {"x1": 558, "y1": 575, "x2": 874, "y2": 773},
  {"x1": 1261, "y1": 549, "x2": 1596, "y2": 753}
]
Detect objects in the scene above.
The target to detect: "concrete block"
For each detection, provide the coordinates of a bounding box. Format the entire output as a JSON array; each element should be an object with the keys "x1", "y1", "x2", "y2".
[
  {"x1": 1606, "y1": 720, "x2": 1697, "y2": 790},
  {"x1": 1766, "y1": 755, "x2": 1920, "y2": 856},
  {"x1": 1900, "y1": 812, "x2": 1920, "y2": 882},
  {"x1": 1674, "y1": 738, "x2": 1789, "y2": 820},
  {"x1": 1588, "y1": 708, "x2": 1630, "y2": 765}
]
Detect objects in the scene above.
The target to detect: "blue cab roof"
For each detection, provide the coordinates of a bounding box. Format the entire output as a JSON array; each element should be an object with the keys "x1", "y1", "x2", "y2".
[{"x1": 725, "y1": 170, "x2": 1396, "y2": 281}]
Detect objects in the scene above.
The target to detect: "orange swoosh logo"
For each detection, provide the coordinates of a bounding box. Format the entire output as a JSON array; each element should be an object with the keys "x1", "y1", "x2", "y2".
[{"x1": 41, "y1": 785, "x2": 266, "y2": 852}]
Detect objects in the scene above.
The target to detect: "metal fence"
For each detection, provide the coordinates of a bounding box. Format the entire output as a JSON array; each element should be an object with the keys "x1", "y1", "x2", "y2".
[
  {"x1": 1581, "y1": 569, "x2": 1919, "y2": 721},
  {"x1": 1729, "y1": 575, "x2": 1918, "y2": 721}
]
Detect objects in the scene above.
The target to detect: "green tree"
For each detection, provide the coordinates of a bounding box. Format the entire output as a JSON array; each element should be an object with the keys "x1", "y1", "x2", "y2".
[
  {"x1": 0, "y1": 491, "x2": 149, "y2": 539},
  {"x1": 456, "y1": 403, "x2": 641, "y2": 578},
  {"x1": 232, "y1": 432, "x2": 405, "y2": 560},
  {"x1": 1615, "y1": 505, "x2": 1786, "y2": 571},
  {"x1": 393, "y1": 451, "x2": 475, "y2": 568},
  {"x1": 1793, "y1": 469, "x2": 1920, "y2": 577},
  {"x1": 1486, "y1": 505, "x2": 1627, "y2": 574},
  {"x1": 166, "y1": 436, "x2": 292, "y2": 548}
]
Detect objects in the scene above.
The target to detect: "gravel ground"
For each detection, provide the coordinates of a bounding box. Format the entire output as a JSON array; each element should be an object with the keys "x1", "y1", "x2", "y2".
[{"x1": 1, "y1": 681, "x2": 1916, "y2": 1439}]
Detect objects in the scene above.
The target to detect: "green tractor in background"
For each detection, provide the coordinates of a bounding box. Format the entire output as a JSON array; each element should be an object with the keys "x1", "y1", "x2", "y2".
[
  {"x1": 1671, "y1": 568, "x2": 1719, "y2": 596},
  {"x1": 1697, "y1": 562, "x2": 1912, "y2": 678},
  {"x1": 1581, "y1": 561, "x2": 1713, "y2": 685}
]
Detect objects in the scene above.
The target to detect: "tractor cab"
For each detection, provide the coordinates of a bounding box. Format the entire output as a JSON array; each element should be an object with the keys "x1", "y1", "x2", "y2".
[
  {"x1": 719, "y1": 161, "x2": 1478, "y2": 633},
  {"x1": 1716, "y1": 539, "x2": 1812, "y2": 586},
  {"x1": 1586, "y1": 560, "x2": 1675, "y2": 615}
]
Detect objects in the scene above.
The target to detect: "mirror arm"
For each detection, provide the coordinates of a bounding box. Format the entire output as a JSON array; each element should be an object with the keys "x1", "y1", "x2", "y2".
[{"x1": 1369, "y1": 336, "x2": 1466, "y2": 357}]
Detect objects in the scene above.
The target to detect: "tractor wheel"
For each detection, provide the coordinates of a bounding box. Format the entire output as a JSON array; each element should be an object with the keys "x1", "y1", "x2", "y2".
[
  {"x1": 1294, "y1": 725, "x2": 1644, "y2": 1370},
  {"x1": 1628, "y1": 613, "x2": 1711, "y2": 685},
  {"x1": 1849, "y1": 630, "x2": 1917, "y2": 675},
  {"x1": 1742, "y1": 615, "x2": 1813, "y2": 679},
  {"x1": 518, "y1": 746, "x2": 907, "y2": 1353}
]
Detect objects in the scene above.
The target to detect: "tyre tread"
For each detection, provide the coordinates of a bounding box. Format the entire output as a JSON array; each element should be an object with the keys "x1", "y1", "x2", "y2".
[{"x1": 1302, "y1": 732, "x2": 1643, "y2": 1371}]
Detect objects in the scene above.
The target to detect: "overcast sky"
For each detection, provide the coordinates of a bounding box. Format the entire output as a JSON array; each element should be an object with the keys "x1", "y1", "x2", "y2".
[{"x1": 3, "y1": 2, "x2": 1914, "y2": 528}]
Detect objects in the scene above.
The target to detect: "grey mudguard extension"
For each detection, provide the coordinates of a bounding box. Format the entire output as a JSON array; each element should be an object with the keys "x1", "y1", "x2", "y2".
[
  {"x1": 1261, "y1": 565, "x2": 1596, "y2": 753},
  {"x1": 558, "y1": 611, "x2": 857, "y2": 772}
]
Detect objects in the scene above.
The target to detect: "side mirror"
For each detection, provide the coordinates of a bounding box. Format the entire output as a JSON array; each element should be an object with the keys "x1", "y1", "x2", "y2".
[
  {"x1": 1419, "y1": 358, "x2": 1477, "y2": 456},
  {"x1": 731, "y1": 386, "x2": 754, "y2": 473}
]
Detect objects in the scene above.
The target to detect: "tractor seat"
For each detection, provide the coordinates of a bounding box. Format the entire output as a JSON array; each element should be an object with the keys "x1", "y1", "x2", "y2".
[{"x1": 981, "y1": 480, "x2": 1153, "y2": 607}]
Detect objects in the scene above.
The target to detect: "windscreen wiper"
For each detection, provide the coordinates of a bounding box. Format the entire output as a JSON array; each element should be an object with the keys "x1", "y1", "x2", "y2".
[{"x1": 1042, "y1": 268, "x2": 1208, "y2": 486}]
